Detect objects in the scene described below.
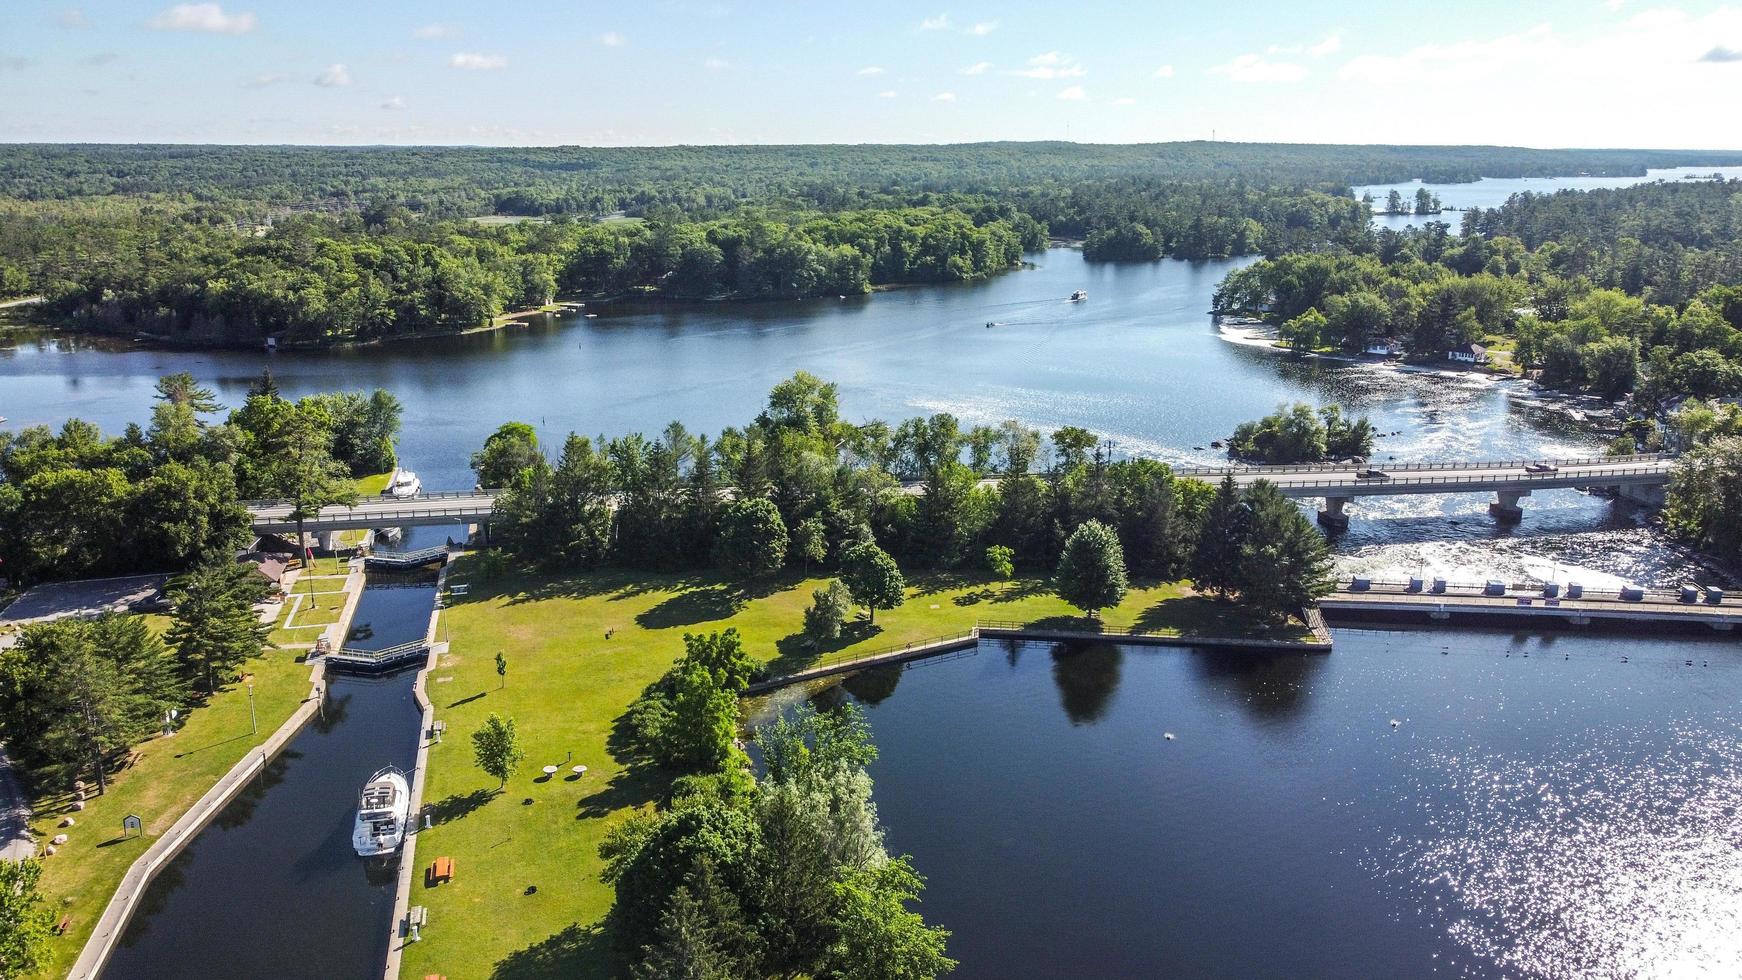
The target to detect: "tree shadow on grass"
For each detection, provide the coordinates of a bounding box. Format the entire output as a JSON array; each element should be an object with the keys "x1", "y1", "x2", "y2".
[
  {"x1": 575, "y1": 765, "x2": 664, "y2": 820},
  {"x1": 427, "y1": 788, "x2": 497, "y2": 826},
  {"x1": 987, "y1": 578, "x2": 1055, "y2": 604},
  {"x1": 491, "y1": 920, "x2": 619, "y2": 980},
  {"x1": 764, "y1": 620, "x2": 883, "y2": 677},
  {"x1": 633, "y1": 577, "x2": 786, "y2": 631}
]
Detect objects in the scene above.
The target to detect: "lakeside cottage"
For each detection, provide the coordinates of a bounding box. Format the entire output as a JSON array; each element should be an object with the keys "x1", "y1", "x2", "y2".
[{"x1": 1447, "y1": 342, "x2": 1489, "y2": 365}]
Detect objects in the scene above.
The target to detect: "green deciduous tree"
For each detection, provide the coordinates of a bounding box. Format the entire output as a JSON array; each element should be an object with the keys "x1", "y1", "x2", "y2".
[
  {"x1": 803, "y1": 580, "x2": 853, "y2": 646},
  {"x1": 471, "y1": 421, "x2": 542, "y2": 489},
  {"x1": 823, "y1": 858, "x2": 957, "y2": 980},
  {"x1": 1054, "y1": 520, "x2": 1129, "y2": 619},
  {"x1": 984, "y1": 544, "x2": 1015, "y2": 580},
  {"x1": 0, "y1": 859, "x2": 55, "y2": 978},
  {"x1": 839, "y1": 542, "x2": 905, "y2": 627},
  {"x1": 792, "y1": 517, "x2": 828, "y2": 575},
  {"x1": 713, "y1": 498, "x2": 788, "y2": 576},
  {"x1": 471, "y1": 713, "x2": 525, "y2": 788}
]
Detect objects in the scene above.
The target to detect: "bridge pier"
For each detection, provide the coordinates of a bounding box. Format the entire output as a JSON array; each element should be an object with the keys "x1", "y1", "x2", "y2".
[
  {"x1": 1489, "y1": 489, "x2": 1529, "y2": 524},
  {"x1": 1317, "y1": 496, "x2": 1351, "y2": 530},
  {"x1": 317, "y1": 529, "x2": 342, "y2": 552},
  {"x1": 1614, "y1": 483, "x2": 1665, "y2": 508}
]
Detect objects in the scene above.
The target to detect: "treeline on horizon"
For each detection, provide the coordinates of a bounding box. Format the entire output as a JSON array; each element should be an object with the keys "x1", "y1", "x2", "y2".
[{"x1": 5, "y1": 142, "x2": 1741, "y2": 212}]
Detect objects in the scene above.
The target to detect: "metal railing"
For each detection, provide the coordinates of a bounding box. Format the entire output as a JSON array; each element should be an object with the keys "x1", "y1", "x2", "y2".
[
  {"x1": 244, "y1": 489, "x2": 499, "y2": 509},
  {"x1": 366, "y1": 546, "x2": 448, "y2": 567},
  {"x1": 1262, "y1": 464, "x2": 1672, "y2": 492},
  {"x1": 749, "y1": 629, "x2": 977, "y2": 690},
  {"x1": 1172, "y1": 452, "x2": 1674, "y2": 478},
  {"x1": 329, "y1": 639, "x2": 429, "y2": 664}
]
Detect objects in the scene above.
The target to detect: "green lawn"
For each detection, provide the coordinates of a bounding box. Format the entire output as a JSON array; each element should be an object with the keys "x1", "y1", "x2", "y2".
[
  {"x1": 402, "y1": 562, "x2": 1302, "y2": 979},
  {"x1": 25, "y1": 639, "x2": 315, "y2": 978}
]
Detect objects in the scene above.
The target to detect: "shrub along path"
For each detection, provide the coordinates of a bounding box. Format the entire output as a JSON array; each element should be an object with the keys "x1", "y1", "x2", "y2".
[{"x1": 402, "y1": 561, "x2": 1306, "y2": 980}]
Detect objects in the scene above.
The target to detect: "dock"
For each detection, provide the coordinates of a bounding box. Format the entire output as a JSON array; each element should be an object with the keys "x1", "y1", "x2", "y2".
[{"x1": 1319, "y1": 578, "x2": 1742, "y2": 632}]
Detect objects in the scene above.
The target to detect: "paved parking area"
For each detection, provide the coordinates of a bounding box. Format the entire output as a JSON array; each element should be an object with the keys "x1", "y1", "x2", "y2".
[{"x1": 0, "y1": 573, "x2": 169, "y2": 626}]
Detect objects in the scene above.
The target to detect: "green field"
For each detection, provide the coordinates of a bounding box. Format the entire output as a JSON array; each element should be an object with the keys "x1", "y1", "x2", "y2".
[
  {"x1": 24, "y1": 633, "x2": 314, "y2": 979},
  {"x1": 401, "y1": 561, "x2": 1303, "y2": 979}
]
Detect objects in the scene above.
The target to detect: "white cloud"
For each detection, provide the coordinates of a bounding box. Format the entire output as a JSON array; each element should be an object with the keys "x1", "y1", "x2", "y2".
[
  {"x1": 314, "y1": 63, "x2": 352, "y2": 87},
  {"x1": 1056, "y1": 85, "x2": 1087, "y2": 100},
  {"x1": 932, "y1": 91, "x2": 956, "y2": 102},
  {"x1": 1699, "y1": 45, "x2": 1742, "y2": 62},
  {"x1": 1308, "y1": 33, "x2": 1342, "y2": 58},
  {"x1": 1011, "y1": 51, "x2": 1086, "y2": 78},
  {"x1": 148, "y1": 4, "x2": 256, "y2": 35},
  {"x1": 878, "y1": 90, "x2": 898, "y2": 98},
  {"x1": 381, "y1": 95, "x2": 406, "y2": 110},
  {"x1": 1112, "y1": 96, "x2": 1137, "y2": 105},
  {"x1": 703, "y1": 57, "x2": 729, "y2": 70},
  {"x1": 57, "y1": 9, "x2": 93, "y2": 29},
  {"x1": 1153, "y1": 64, "x2": 1175, "y2": 78},
  {"x1": 966, "y1": 20, "x2": 999, "y2": 36},
  {"x1": 959, "y1": 61, "x2": 992, "y2": 75},
  {"x1": 241, "y1": 71, "x2": 286, "y2": 88},
  {"x1": 449, "y1": 52, "x2": 508, "y2": 70},
  {"x1": 0, "y1": 56, "x2": 31, "y2": 71},
  {"x1": 412, "y1": 23, "x2": 458, "y2": 40},
  {"x1": 856, "y1": 65, "x2": 886, "y2": 75},
  {"x1": 83, "y1": 51, "x2": 119, "y2": 66},
  {"x1": 1208, "y1": 53, "x2": 1306, "y2": 83},
  {"x1": 1606, "y1": 0, "x2": 1626, "y2": 10},
  {"x1": 919, "y1": 14, "x2": 951, "y2": 31},
  {"x1": 599, "y1": 31, "x2": 626, "y2": 47}
]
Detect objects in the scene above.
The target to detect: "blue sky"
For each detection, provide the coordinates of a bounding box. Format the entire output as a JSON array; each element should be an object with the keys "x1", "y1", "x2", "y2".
[{"x1": 2, "y1": 1, "x2": 1741, "y2": 146}]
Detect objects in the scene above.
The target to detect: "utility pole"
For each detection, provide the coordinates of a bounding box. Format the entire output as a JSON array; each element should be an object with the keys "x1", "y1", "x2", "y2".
[{"x1": 247, "y1": 680, "x2": 257, "y2": 735}]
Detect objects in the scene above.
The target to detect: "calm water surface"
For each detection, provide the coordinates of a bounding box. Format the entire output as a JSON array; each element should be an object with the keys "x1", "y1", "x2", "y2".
[
  {"x1": 758, "y1": 631, "x2": 1742, "y2": 979},
  {"x1": 0, "y1": 243, "x2": 1719, "y2": 587},
  {"x1": 100, "y1": 577, "x2": 432, "y2": 979}
]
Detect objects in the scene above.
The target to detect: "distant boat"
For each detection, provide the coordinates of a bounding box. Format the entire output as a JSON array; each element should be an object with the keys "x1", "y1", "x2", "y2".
[
  {"x1": 986, "y1": 321, "x2": 1001, "y2": 328},
  {"x1": 352, "y1": 767, "x2": 410, "y2": 858},
  {"x1": 1070, "y1": 289, "x2": 1088, "y2": 301},
  {"x1": 385, "y1": 468, "x2": 422, "y2": 499}
]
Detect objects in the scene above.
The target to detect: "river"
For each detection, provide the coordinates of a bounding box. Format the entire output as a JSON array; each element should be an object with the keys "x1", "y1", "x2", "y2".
[
  {"x1": 755, "y1": 628, "x2": 1742, "y2": 979},
  {"x1": 0, "y1": 224, "x2": 1724, "y2": 588}
]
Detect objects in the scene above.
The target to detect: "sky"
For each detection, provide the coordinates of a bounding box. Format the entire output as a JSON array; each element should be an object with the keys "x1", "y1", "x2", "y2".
[{"x1": 2, "y1": 1, "x2": 1741, "y2": 147}]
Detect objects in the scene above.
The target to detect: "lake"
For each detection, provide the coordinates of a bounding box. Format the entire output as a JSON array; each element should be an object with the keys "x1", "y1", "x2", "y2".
[
  {"x1": 0, "y1": 242, "x2": 1716, "y2": 588},
  {"x1": 756, "y1": 629, "x2": 1742, "y2": 978}
]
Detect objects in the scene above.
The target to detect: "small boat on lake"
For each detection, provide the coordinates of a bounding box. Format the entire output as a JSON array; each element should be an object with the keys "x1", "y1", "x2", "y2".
[
  {"x1": 352, "y1": 766, "x2": 410, "y2": 858},
  {"x1": 1070, "y1": 289, "x2": 1088, "y2": 301},
  {"x1": 384, "y1": 468, "x2": 422, "y2": 499}
]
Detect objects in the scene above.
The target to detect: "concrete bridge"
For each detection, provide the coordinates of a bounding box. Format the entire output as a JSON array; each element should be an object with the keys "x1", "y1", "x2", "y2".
[
  {"x1": 1171, "y1": 452, "x2": 1675, "y2": 528},
  {"x1": 246, "y1": 453, "x2": 1675, "y2": 540}
]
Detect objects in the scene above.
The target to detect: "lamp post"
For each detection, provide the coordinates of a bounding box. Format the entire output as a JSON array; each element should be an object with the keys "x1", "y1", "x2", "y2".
[{"x1": 246, "y1": 677, "x2": 257, "y2": 735}]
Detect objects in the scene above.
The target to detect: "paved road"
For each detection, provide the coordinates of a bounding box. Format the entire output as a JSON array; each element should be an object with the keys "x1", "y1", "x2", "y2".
[{"x1": 0, "y1": 743, "x2": 34, "y2": 861}]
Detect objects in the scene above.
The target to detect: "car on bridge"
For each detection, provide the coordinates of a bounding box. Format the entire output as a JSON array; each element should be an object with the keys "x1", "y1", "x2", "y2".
[
  {"x1": 1524, "y1": 462, "x2": 1559, "y2": 474},
  {"x1": 1355, "y1": 469, "x2": 1389, "y2": 480}
]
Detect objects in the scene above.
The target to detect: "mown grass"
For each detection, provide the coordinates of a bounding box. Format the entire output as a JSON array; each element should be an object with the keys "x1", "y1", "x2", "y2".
[
  {"x1": 24, "y1": 636, "x2": 314, "y2": 978},
  {"x1": 401, "y1": 561, "x2": 1302, "y2": 980}
]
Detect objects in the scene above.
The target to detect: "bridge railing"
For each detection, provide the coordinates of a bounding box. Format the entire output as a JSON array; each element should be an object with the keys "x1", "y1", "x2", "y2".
[
  {"x1": 1262, "y1": 464, "x2": 1670, "y2": 492},
  {"x1": 1171, "y1": 452, "x2": 1673, "y2": 478},
  {"x1": 243, "y1": 489, "x2": 499, "y2": 509},
  {"x1": 1336, "y1": 577, "x2": 1714, "y2": 603},
  {"x1": 329, "y1": 639, "x2": 429, "y2": 664}
]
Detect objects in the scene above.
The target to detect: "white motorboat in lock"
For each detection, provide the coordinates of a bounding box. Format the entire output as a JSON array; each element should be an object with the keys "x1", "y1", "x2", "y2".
[{"x1": 352, "y1": 766, "x2": 411, "y2": 858}]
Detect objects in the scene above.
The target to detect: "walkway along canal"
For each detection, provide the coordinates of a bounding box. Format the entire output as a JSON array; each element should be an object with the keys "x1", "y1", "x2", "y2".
[{"x1": 92, "y1": 571, "x2": 437, "y2": 980}]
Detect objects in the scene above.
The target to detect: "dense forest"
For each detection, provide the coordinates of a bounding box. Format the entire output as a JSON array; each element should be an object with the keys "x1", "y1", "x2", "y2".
[
  {"x1": 1214, "y1": 179, "x2": 1742, "y2": 405},
  {"x1": 8, "y1": 142, "x2": 1742, "y2": 345},
  {"x1": 5, "y1": 143, "x2": 1740, "y2": 213}
]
